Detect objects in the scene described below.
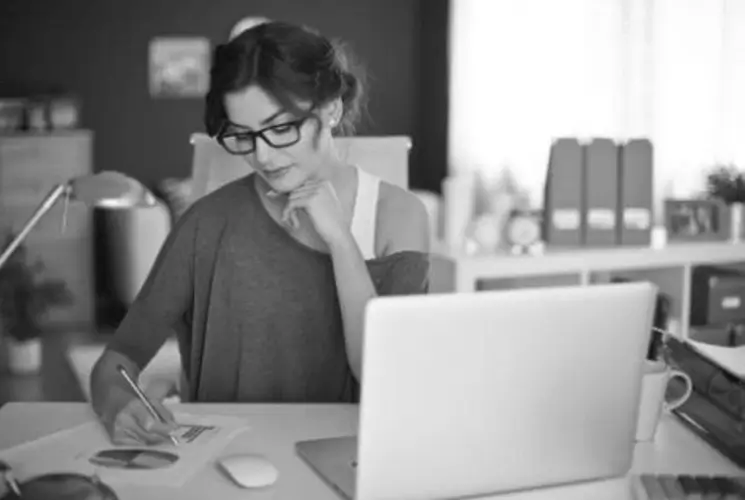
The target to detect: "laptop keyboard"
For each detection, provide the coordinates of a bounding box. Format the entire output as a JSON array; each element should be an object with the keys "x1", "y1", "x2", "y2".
[
  {"x1": 344, "y1": 461, "x2": 742, "y2": 497},
  {"x1": 635, "y1": 474, "x2": 745, "y2": 499}
]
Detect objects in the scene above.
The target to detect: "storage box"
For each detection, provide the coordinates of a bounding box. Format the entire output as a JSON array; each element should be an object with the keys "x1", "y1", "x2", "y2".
[{"x1": 690, "y1": 266, "x2": 745, "y2": 326}]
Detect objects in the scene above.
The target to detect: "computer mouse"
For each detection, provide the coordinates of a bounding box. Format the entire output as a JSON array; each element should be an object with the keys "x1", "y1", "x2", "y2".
[{"x1": 218, "y1": 454, "x2": 279, "y2": 488}]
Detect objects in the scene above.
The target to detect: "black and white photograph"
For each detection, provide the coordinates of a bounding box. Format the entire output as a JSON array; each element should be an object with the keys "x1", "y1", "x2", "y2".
[{"x1": 2, "y1": 2, "x2": 745, "y2": 500}]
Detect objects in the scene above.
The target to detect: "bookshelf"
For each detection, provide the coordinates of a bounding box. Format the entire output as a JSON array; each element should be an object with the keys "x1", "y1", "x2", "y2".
[{"x1": 429, "y1": 239, "x2": 745, "y2": 340}]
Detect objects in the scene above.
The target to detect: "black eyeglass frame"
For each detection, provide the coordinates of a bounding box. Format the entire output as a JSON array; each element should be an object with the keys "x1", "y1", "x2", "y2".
[{"x1": 216, "y1": 117, "x2": 309, "y2": 156}]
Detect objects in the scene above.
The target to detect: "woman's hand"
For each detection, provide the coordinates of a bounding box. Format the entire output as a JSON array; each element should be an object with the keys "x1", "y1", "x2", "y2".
[
  {"x1": 282, "y1": 180, "x2": 350, "y2": 245},
  {"x1": 104, "y1": 380, "x2": 178, "y2": 446}
]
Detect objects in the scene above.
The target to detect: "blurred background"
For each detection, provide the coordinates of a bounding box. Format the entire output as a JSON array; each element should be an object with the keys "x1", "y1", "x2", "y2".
[{"x1": 2, "y1": 0, "x2": 745, "y2": 405}]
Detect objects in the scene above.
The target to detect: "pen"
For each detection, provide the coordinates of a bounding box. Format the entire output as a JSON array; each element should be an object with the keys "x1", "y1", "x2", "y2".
[
  {"x1": 0, "y1": 459, "x2": 21, "y2": 497},
  {"x1": 116, "y1": 365, "x2": 179, "y2": 446},
  {"x1": 677, "y1": 410, "x2": 708, "y2": 436}
]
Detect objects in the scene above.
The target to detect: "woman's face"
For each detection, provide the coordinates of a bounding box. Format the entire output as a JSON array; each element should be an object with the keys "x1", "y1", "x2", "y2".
[{"x1": 222, "y1": 85, "x2": 334, "y2": 193}]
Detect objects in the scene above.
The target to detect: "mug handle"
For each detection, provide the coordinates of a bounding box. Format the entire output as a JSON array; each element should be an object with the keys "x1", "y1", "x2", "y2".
[{"x1": 663, "y1": 369, "x2": 693, "y2": 411}]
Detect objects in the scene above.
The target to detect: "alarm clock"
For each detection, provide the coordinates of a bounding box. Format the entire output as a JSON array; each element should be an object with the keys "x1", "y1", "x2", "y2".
[{"x1": 506, "y1": 210, "x2": 543, "y2": 254}]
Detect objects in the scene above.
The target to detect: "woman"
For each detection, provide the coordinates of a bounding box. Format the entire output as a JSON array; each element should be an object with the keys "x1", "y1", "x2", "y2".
[{"x1": 90, "y1": 20, "x2": 430, "y2": 446}]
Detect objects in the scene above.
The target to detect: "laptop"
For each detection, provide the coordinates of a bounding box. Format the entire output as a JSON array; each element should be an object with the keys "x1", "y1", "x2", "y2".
[{"x1": 296, "y1": 282, "x2": 657, "y2": 500}]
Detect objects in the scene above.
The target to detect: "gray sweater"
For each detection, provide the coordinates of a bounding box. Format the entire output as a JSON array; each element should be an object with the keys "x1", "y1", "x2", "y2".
[{"x1": 107, "y1": 174, "x2": 430, "y2": 403}]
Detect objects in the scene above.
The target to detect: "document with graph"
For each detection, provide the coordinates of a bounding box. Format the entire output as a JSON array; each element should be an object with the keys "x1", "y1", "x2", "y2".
[{"x1": 0, "y1": 411, "x2": 250, "y2": 487}]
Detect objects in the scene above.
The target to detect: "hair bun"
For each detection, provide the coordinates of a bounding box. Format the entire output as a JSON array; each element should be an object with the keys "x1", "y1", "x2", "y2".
[
  {"x1": 204, "y1": 21, "x2": 368, "y2": 137},
  {"x1": 335, "y1": 70, "x2": 365, "y2": 135},
  {"x1": 341, "y1": 72, "x2": 359, "y2": 102}
]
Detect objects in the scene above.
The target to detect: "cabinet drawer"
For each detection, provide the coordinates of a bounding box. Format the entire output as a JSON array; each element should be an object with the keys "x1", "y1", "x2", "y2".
[
  {"x1": 0, "y1": 132, "x2": 92, "y2": 201},
  {"x1": 691, "y1": 266, "x2": 745, "y2": 326}
]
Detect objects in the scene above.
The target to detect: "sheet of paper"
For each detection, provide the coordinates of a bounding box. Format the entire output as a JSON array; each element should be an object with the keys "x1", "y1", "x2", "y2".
[
  {"x1": 686, "y1": 339, "x2": 745, "y2": 379},
  {"x1": 0, "y1": 412, "x2": 249, "y2": 488}
]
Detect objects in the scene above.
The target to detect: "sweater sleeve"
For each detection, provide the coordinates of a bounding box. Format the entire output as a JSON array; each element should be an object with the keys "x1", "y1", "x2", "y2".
[
  {"x1": 105, "y1": 205, "x2": 199, "y2": 369},
  {"x1": 372, "y1": 250, "x2": 430, "y2": 296}
]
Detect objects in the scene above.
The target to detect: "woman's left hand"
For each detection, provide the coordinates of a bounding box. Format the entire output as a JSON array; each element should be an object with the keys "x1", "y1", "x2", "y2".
[{"x1": 282, "y1": 180, "x2": 350, "y2": 245}]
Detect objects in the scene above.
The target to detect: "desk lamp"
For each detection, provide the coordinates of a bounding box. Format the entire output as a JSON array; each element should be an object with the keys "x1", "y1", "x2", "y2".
[{"x1": 0, "y1": 171, "x2": 156, "y2": 269}]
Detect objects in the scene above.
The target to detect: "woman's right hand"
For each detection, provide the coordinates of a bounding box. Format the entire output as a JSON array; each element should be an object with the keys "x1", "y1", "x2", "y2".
[{"x1": 105, "y1": 380, "x2": 179, "y2": 446}]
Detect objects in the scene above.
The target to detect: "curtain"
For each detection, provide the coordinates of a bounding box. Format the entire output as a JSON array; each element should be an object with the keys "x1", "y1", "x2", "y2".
[{"x1": 448, "y1": 0, "x2": 745, "y2": 222}]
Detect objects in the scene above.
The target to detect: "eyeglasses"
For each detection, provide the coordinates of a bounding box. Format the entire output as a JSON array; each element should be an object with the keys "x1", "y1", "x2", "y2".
[{"x1": 217, "y1": 118, "x2": 307, "y2": 156}]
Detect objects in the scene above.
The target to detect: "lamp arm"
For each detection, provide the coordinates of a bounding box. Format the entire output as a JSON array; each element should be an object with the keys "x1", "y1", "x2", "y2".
[{"x1": 0, "y1": 183, "x2": 69, "y2": 269}]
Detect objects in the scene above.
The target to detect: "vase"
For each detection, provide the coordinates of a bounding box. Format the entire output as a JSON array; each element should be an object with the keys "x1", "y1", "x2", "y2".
[
  {"x1": 6, "y1": 337, "x2": 42, "y2": 375},
  {"x1": 731, "y1": 202, "x2": 744, "y2": 242},
  {"x1": 467, "y1": 214, "x2": 502, "y2": 254}
]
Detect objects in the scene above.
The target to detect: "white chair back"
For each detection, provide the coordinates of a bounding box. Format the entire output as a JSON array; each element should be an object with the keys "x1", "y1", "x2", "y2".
[{"x1": 189, "y1": 133, "x2": 411, "y2": 203}]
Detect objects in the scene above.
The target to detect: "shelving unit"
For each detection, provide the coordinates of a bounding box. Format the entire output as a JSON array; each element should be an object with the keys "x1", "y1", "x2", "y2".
[{"x1": 429, "y1": 240, "x2": 745, "y2": 339}]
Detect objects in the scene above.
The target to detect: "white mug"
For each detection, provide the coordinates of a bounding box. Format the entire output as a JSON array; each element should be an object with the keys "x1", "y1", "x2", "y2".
[{"x1": 635, "y1": 360, "x2": 692, "y2": 442}]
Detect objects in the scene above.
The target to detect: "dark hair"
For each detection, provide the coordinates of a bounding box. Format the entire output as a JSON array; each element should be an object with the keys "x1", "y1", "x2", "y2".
[{"x1": 205, "y1": 21, "x2": 367, "y2": 138}]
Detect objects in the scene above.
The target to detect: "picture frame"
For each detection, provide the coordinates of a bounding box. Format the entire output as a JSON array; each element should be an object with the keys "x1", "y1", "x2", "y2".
[
  {"x1": 149, "y1": 37, "x2": 210, "y2": 98},
  {"x1": 664, "y1": 198, "x2": 731, "y2": 242}
]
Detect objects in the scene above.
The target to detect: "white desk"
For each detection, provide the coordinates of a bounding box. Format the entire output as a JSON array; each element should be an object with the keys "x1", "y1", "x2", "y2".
[{"x1": 0, "y1": 402, "x2": 741, "y2": 500}]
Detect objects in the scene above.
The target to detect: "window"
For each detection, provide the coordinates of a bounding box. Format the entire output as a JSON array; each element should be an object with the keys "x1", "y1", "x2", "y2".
[{"x1": 449, "y1": 0, "x2": 745, "y2": 221}]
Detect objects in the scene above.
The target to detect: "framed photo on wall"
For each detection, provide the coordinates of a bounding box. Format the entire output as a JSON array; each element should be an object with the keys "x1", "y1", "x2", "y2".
[
  {"x1": 149, "y1": 37, "x2": 210, "y2": 98},
  {"x1": 664, "y1": 198, "x2": 730, "y2": 242}
]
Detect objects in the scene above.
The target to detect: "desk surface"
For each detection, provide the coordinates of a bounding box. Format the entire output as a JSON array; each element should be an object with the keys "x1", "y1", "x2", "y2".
[{"x1": 0, "y1": 402, "x2": 741, "y2": 500}]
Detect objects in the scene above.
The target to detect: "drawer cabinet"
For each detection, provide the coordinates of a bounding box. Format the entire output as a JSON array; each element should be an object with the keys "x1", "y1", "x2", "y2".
[{"x1": 0, "y1": 131, "x2": 94, "y2": 327}]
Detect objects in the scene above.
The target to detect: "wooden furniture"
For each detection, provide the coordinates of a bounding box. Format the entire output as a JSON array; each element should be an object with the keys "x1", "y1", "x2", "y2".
[
  {"x1": 0, "y1": 332, "x2": 88, "y2": 406},
  {"x1": 0, "y1": 131, "x2": 94, "y2": 327},
  {"x1": 430, "y1": 239, "x2": 745, "y2": 340},
  {"x1": 0, "y1": 402, "x2": 740, "y2": 500}
]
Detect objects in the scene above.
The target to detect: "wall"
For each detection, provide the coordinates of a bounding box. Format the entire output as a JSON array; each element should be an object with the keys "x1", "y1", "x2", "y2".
[
  {"x1": 410, "y1": 0, "x2": 450, "y2": 194},
  {"x1": 0, "y1": 0, "x2": 449, "y2": 325},
  {"x1": 0, "y1": 0, "x2": 447, "y2": 192}
]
